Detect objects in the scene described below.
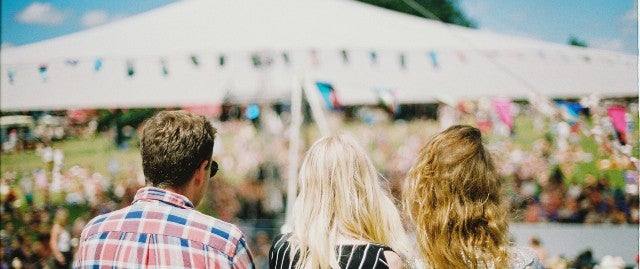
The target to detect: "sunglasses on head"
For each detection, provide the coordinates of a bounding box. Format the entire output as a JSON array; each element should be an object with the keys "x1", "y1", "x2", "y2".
[{"x1": 209, "y1": 160, "x2": 219, "y2": 177}]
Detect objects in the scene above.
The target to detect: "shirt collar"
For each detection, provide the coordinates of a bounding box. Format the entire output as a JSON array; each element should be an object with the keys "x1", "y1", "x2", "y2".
[{"x1": 133, "y1": 187, "x2": 195, "y2": 209}]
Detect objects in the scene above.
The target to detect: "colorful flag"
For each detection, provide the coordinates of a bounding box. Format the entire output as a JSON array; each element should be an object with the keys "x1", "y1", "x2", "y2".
[
  {"x1": 456, "y1": 51, "x2": 466, "y2": 63},
  {"x1": 251, "y1": 54, "x2": 261, "y2": 67},
  {"x1": 7, "y1": 70, "x2": 15, "y2": 84},
  {"x1": 374, "y1": 87, "x2": 399, "y2": 114},
  {"x1": 429, "y1": 51, "x2": 439, "y2": 68},
  {"x1": 341, "y1": 49, "x2": 349, "y2": 64},
  {"x1": 126, "y1": 60, "x2": 135, "y2": 77},
  {"x1": 315, "y1": 82, "x2": 342, "y2": 110},
  {"x1": 608, "y1": 106, "x2": 627, "y2": 144},
  {"x1": 492, "y1": 98, "x2": 513, "y2": 130},
  {"x1": 94, "y1": 59, "x2": 103, "y2": 71},
  {"x1": 556, "y1": 101, "x2": 582, "y2": 123},
  {"x1": 160, "y1": 59, "x2": 169, "y2": 76},
  {"x1": 38, "y1": 64, "x2": 48, "y2": 81},
  {"x1": 65, "y1": 59, "x2": 79, "y2": 66},
  {"x1": 191, "y1": 55, "x2": 200, "y2": 66}
]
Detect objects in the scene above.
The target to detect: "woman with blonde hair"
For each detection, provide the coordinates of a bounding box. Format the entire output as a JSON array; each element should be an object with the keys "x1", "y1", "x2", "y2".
[
  {"x1": 403, "y1": 125, "x2": 540, "y2": 269},
  {"x1": 269, "y1": 134, "x2": 412, "y2": 269}
]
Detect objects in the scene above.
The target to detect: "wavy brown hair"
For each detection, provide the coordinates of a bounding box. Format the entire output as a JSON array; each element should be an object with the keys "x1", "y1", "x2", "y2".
[{"x1": 403, "y1": 125, "x2": 509, "y2": 268}]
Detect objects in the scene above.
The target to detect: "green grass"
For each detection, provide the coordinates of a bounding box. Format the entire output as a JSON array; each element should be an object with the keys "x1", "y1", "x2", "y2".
[
  {"x1": 1, "y1": 135, "x2": 141, "y2": 177},
  {"x1": 1, "y1": 115, "x2": 635, "y2": 194}
]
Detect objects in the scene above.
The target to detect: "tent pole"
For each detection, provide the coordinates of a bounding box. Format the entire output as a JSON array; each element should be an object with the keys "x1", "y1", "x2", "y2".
[
  {"x1": 283, "y1": 75, "x2": 302, "y2": 233},
  {"x1": 303, "y1": 77, "x2": 330, "y2": 137}
]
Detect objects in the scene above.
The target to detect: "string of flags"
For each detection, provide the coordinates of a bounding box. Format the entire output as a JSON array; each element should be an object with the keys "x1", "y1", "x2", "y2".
[{"x1": 3, "y1": 48, "x2": 632, "y2": 84}]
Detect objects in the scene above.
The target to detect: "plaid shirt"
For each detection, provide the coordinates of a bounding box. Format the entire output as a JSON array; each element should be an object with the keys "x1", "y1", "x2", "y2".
[{"x1": 75, "y1": 187, "x2": 255, "y2": 269}]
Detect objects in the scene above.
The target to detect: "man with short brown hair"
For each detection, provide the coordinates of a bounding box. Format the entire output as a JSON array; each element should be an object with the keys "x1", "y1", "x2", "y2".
[{"x1": 75, "y1": 110, "x2": 254, "y2": 268}]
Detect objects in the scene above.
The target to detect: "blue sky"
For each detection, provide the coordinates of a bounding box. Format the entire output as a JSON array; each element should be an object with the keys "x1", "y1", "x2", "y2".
[{"x1": 1, "y1": 0, "x2": 637, "y2": 54}]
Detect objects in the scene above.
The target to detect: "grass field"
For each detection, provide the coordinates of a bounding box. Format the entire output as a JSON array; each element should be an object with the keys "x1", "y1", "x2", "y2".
[
  {"x1": 1, "y1": 134, "x2": 141, "y2": 177},
  {"x1": 1, "y1": 115, "x2": 636, "y2": 191}
]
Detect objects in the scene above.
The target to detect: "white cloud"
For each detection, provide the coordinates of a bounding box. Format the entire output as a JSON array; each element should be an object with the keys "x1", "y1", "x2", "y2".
[
  {"x1": 619, "y1": 3, "x2": 638, "y2": 37},
  {"x1": 16, "y1": 2, "x2": 69, "y2": 26},
  {"x1": 591, "y1": 38, "x2": 625, "y2": 52},
  {"x1": 621, "y1": 3, "x2": 637, "y2": 22},
  {"x1": 460, "y1": 1, "x2": 488, "y2": 17},
  {"x1": 81, "y1": 10, "x2": 109, "y2": 28},
  {"x1": 507, "y1": 10, "x2": 528, "y2": 24}
]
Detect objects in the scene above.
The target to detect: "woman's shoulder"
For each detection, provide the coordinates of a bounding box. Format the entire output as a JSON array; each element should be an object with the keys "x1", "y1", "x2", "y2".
[
  {"x1": 271, "y1": 233, "x2": 292, "y2": 249},
  {"x1": 338, "y1": 241, "x2": 393, "y2": 252},
  {"x1": 509, "y1": 246, "x2": 543, "y2": 269}
]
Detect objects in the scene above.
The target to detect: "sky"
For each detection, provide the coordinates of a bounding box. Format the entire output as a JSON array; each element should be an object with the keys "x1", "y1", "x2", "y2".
[{"x1": 1, "y1": 0, "x2": 638, "y2": 55}]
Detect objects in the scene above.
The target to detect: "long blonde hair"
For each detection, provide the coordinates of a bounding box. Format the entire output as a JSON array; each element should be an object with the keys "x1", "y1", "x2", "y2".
[
  {"x1": 404, "y1": 125, "x2": 509, "y2": 269},
  {"x1": 289, "y1": 134, "x2": 411, "y2": 268}
]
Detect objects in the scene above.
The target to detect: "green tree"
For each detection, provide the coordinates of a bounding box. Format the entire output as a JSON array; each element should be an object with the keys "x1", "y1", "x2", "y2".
[
  {"x1": 356, "y1": 0, "x2": 476, "y2": 27},
  {"x1": 568, "y1": 35, "x2": 588, "y2": 47}
]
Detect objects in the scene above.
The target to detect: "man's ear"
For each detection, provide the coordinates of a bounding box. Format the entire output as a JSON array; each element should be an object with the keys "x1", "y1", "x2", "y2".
[{"x1": 194, "y1": 160, "x2": 209, "y2": 186}]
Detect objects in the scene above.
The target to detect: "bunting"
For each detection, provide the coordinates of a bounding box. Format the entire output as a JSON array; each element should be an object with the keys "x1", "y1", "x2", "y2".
[
  {"x1": 191, "y1": 55, "x2": 200, "y2": 66},
  {"x1": 556, "y1": 101, "x2": 583, "y2": 123},
  {"x1": 315, "y1": 82, "x2": 342, "y2": 111},
  {"x1": 251, "y1": 54, "x2": 262, "y2": 67},
  {"x1": 492, "y1": 98, "x2": 513, "y2": 131},
  {"x1": 429, "y1": 51, "x2": 439, "y2": 68},
  {"x1": 160, "y1": 59, "x2": 169, "y2": 76},
  {"x1": 38, "y1": 64, "x2": 48, "y2": 81},
  {"x1": 456, "y1": 51, "x2": 466, "y2": 63},
  {"x1": 341, "y1": 49, "x2": 349, "y2": 64},
  {"x1": 219, "y1": 55, "x2": 226, "y2": 67},
  {"x1": 370, "y1": 51, "x2": 378, "y2": 65},
  {"x1": 126, "y1": 60, "x2": 135, "y2": 77},
  {"x1": 7, "y1": 70, "x2": 15, "y2": 85},
  {"x1": 65, "y1": 59, "x2": 79, "y2": 66},
  {"x1": 1, "y1": 49, "x2": 629, "y2": 84},
  {"x1": 374, "y1": 87, "x2": 399, "y2": 114},
  {"x1": 282, "y1": 52, "x2": 290, "y2": 65},
  {"x1": 607, "y1": 106, "x2": 627, "y2": 145},
  {"x1": 94, "y1": 59, "x2": 103, "y2": 72}
]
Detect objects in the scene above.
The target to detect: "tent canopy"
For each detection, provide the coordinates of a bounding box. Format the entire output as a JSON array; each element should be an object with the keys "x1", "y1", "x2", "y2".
[{"x1": 1, "y1": 0, "x2": 637, "y2": 111}]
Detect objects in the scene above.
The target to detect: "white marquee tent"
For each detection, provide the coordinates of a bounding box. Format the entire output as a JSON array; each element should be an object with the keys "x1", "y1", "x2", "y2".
[{"x1": 1, "y1": 0, "x2": 637, "y2": 111}]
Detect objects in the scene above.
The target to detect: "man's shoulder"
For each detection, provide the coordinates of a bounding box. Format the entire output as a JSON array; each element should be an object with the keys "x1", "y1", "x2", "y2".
[
  {"x1": 189, "y1": 209, "x2": 248, "y2": 242},
  {"x1": 80, "y1": 205, "x2": 136, "y2": 237},
  {"x1": 81, "y1": 203, "x2": 247, "y2": 250}
]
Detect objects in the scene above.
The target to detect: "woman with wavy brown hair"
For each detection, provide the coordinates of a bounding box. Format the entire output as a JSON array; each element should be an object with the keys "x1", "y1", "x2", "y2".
[{"x1": 403, "y1": 125, "x2": 540, "y2": 269}]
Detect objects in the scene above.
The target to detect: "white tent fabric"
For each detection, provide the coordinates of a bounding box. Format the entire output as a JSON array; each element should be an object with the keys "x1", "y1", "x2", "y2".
[{"x1": 1, "y1": 0, "x2": 637, "y2": 111}]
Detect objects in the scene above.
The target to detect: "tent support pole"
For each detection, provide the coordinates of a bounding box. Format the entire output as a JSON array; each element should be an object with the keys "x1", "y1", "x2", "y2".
[
  {"x1": 283, "y1": 75, "x2": 303, "y2": 233},
  {"x1": 303, "y1": 77, "x2": 330, "y2": 137}
]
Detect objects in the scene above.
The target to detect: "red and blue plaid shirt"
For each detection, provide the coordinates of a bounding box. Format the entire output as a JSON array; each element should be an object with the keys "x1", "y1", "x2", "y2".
[{"x1": 75, "y1": 187, "x2": 255, "y2": 268}]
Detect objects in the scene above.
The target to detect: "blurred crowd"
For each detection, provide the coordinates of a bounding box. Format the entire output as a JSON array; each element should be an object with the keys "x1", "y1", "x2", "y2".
[{"x1": 1, "y1": 97, "x2": 638, "y2": 268}]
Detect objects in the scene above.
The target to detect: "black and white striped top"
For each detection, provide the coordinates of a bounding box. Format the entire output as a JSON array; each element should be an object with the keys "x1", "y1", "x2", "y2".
[{"x1": 269, "y1": 233, "x2": 396, "y2": 269}]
